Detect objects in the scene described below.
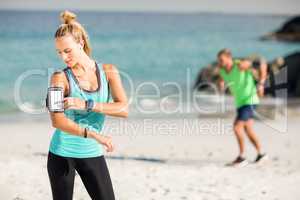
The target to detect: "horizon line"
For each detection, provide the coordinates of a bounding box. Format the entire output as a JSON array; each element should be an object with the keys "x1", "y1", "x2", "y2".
[{"x1": 0, "y1": 8, "x2": 295, "y2": 17}]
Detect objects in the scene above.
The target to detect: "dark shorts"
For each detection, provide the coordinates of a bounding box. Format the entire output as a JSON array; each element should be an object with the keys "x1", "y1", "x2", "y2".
[{"x1": 235, "y1": 105, "x2": 257, "y2": 121}]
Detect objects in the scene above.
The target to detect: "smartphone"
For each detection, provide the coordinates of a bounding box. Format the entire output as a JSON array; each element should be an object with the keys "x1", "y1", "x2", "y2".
[{"x1": 46, "y1": 87, "x2": 64, "y2": 112}]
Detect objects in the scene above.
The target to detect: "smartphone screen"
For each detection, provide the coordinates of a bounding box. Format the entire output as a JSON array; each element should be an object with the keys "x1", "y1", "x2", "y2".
[{"x1": 47, "y1": 87, "x2": 64, "y2": 112}]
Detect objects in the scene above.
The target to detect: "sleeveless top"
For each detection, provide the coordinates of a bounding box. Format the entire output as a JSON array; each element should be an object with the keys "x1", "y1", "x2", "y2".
[
  {"x1": 219, "y1": 59, "x2": 259, "y2": 108},
  {"x1": 49, "y1": 61, "x2": 111, "y2": 158}
]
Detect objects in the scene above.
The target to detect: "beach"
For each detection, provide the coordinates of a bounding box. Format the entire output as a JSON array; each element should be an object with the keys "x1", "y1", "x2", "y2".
[
  {"x1": 0, "y1": 10, "x2": 300, "y2": 200},
  {"x1": 1, "y1": 114, "x2": 299, "y2": 200}
]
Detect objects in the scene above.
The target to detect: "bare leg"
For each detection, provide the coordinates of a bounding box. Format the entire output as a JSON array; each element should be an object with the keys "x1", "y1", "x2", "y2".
[
  {"x1": 244, "y1": 119, "x2": 261, "y2": 154},
  {"x1": 233, "y1": 120, "x2": 246, "y2": 157}
]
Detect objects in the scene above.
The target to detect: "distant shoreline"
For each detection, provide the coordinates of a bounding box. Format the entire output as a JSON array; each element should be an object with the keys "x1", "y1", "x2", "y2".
[
  {"x1": 0, "y1": 9, "x2": 294, "y2": 18},
  {"x1": 1, "y1": 97, "x2": 300, "y2": 123}
]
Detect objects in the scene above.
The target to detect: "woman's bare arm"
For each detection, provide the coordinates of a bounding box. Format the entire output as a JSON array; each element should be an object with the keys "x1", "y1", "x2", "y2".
[
  {"x1": 48, "y1": 71, "x2": 114, "y2": 151},
  {"x1": 92, "y1": 64, "x2": 129, "y2": 118},
  {"x1": 49, "y1": 71, "x2": 87, "y2": 137}
]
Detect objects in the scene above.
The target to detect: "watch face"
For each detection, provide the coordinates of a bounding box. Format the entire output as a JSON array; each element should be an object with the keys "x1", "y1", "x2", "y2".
[{"x1": 87, "y1": 99, "x2": 94, "y2": 111}]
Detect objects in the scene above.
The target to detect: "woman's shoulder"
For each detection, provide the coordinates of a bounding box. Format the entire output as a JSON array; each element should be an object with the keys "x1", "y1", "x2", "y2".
[
  {"x1": 50, "y1": 67, "x2": 70, "y2": 96},
  {"x1": 50, "y1": 67, "x2": 69, "y2": 80},
  {"x1": 101, "y1": 63, "x2": 119, "y2": 81},
  {"x1": 102, "y1": 63, "x2": 117, "y2": 71}
]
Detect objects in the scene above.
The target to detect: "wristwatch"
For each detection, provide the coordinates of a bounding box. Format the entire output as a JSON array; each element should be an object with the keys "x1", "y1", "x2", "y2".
[{"x1": 86, "y1": 99, "x2": 94, "y2": 112}]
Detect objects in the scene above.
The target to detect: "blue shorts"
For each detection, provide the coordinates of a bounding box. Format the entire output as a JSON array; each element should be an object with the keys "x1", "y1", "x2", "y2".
[{"x1": 235, "y1": 105, "x2": 257, "y2": 121}]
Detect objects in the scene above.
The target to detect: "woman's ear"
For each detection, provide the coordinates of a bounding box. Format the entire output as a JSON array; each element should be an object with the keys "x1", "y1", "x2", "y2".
[
  {"x1": 79, "y1": 39, "x2": 84, "y2": 50},
  {"x1": 78, "y1": 43, "x2": 83, "y2": 50}
]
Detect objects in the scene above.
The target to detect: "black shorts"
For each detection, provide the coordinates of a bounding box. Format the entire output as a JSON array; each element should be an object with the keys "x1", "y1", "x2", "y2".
[
  {"x1": 47, "y1": 151, "x2": 115, "y2": 200},
  {"x1": 235, "y1": 105, "x2": 257, "y2": 121}
]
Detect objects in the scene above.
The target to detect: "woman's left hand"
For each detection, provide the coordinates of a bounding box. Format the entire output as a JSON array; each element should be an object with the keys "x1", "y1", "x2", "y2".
[{"x1": 64, "y1": 97, "x2": 86, "y2": 110}]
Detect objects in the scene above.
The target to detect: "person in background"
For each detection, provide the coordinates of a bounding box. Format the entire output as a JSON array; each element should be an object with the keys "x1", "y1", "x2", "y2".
[{"x1": 217, "y1": 48, "x2": 268, "y2": 166}]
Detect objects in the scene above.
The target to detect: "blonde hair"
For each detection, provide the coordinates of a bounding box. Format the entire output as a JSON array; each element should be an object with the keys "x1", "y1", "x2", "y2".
[{"x1": 55, "y1": 10, "x2": 92, "y2": 56}]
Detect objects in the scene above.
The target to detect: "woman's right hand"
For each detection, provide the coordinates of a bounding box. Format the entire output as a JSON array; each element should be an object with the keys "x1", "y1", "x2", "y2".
[{"x1": 92, "y1": 133, "x2": 114, "y2": 152}]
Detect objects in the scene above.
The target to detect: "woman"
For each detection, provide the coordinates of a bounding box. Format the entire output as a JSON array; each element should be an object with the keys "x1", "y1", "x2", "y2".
[{"x1": 47, "y1": 10, "x2": 128, "y2": 200}]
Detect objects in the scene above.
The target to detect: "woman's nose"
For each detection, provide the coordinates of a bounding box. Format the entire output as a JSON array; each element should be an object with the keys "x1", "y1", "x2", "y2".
[{"x1": 61, "y1": 53, "x2": 68, "y2": 61}]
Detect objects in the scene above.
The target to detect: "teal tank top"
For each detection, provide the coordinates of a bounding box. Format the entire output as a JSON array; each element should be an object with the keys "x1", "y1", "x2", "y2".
[{"x1": 49, "y1": 61, "x2": 111, "y2": 158}]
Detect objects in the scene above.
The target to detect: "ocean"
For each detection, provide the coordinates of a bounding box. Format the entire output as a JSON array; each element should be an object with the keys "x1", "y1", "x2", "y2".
[{"x1": 0, "y1": 10, "x2": 299, "y2": 117}]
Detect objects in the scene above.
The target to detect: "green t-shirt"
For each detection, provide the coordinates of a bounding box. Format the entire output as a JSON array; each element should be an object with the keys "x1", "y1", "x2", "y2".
[{"x1": 219, "y1": 59, "x2": 259, "y2": 108}]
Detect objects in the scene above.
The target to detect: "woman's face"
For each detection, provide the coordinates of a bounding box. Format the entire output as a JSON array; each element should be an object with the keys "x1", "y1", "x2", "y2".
[{"x1": 55, "y1": 35, "x2": 82, "y2": 67}]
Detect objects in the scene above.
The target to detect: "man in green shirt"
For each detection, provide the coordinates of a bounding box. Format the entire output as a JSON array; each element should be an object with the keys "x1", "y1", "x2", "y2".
[{"x1": 217, "y1": 48, "x2": 268, "y2": 166}]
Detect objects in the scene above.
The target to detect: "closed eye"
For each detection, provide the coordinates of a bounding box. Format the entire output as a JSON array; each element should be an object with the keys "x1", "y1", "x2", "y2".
[
  {"x1": 64, "y1": 49, "x2": 72, "y2": 53},
  {"x1": 56, "y1": 48, "x2": 72, "y2": 54}
]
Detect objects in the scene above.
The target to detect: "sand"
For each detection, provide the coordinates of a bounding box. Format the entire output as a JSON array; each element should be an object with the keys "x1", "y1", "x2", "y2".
[{"x1": 0, "y1": 115, "x2": 299, "y2": 200}]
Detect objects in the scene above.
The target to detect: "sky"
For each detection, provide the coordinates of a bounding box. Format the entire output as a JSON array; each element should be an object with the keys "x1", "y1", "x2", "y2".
[{"x1": 0, "y1": 0, "x2": 299, "y2": 15}]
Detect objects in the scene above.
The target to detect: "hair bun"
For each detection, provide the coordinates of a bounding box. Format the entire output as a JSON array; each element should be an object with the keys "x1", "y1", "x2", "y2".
[{"x1": 60, "y1": 10, "x2": 77, "y2": 24}]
